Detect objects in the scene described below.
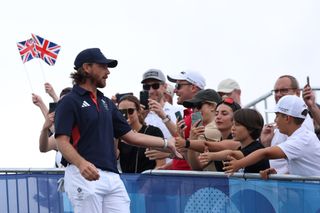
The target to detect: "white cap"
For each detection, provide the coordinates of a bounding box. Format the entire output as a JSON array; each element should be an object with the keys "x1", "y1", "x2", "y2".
[
  {"x1": 165, "y1": 84, "x2": 175, "y2": 98},
  {"x1": 274, "y1": 95, "x2": 308, "y2": 119},
  {"x1": 167, "y1": 71, "x2": 206, "y2": 90},
  {"x1": 217, "y1": 78, "x2": 240, "y2": 93}
]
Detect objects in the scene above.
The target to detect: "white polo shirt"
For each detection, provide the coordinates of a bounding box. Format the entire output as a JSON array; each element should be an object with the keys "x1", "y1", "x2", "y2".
[
  {"x1": 277, "y1": 125, "x2": 320, "y2": 176},
  {"x1": 270, "y1": 114, "x2": 314, "y2": 174}
]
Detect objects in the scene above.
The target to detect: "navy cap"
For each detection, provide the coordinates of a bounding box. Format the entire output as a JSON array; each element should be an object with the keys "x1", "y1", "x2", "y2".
[{"x1": 74, "y1": 48, "x2": 118, "y2": 70}]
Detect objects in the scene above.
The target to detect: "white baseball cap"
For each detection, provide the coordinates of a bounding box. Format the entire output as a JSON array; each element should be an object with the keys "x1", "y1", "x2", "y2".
[
  {"x1": 217, "y1": 78, "x2": 240, "y2": 93},
  {"x1": 167, "y1": 71, "x2": 206, "y2": 90},
  {"x1": 274, "y1": 95, "x2": 308, "y2": 119}
]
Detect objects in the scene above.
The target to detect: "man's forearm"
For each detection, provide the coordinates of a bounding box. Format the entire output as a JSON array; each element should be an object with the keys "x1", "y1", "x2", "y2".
[{"x1": 56, "y1": 136, "x2": 85, "y2": 168}]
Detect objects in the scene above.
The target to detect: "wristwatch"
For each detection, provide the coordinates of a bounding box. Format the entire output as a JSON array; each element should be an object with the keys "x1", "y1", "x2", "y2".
[
  {"x1": 162, "y1": 114, "x2": 171, "y2": 123},
  {"x1": 185, "y1": 139, "x2": 190, "y2": 148}
]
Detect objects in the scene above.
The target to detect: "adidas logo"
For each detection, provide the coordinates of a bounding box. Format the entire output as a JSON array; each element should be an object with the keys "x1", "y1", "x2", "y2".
[{"x1": 81, "y1": 101, "x2": 90, "y2": 108}]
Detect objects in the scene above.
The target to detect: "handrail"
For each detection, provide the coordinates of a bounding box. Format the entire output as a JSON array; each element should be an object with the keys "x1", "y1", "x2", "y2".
[
  {"x1": 243, "y1": 87, "x2": 320, "y2": 124},
  {"x1": 0, "y1": 168, "x2": 65, "y2": 174},
  {"x1": 1, "y1": 168, "x2": 320, "y2": 182},
  {"x1": 142, "y1": 170, "x2": 320, "y2": 182}
]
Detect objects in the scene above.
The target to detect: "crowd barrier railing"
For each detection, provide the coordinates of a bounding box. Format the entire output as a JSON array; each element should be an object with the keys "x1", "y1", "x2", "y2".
[{"x1": 1, "y1": 169, "x2": 320, "y2": 213}]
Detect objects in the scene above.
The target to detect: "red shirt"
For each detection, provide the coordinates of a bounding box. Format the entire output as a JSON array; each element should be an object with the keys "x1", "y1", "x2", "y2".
[{"x1": 171, "y1": 108, "x2": 193, "y2": 170}]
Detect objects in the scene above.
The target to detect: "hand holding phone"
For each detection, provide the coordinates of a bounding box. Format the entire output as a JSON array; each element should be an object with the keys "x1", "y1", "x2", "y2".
[
  {"x1": 307, "y1": 76, "x2": 310, "y2": 86},
  {"x1": 191, "y1": 111, "x2": 203, "y2": 126},
  {"x1": 49, "y1": 102, "x2": 58, "y2": 113},
  {"x1": 139, "y1": 91, "x2": 149, "y2": 110},
  {"x1": 175, "y1": 111, "x2": 185, "y2": 129}
]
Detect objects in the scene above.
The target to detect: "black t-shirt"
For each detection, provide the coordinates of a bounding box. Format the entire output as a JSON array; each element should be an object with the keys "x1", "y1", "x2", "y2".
[
  {"x1": 118, "y1": 125, "x2": 164, "y2": 173},
  {"x1": 241, "y1": 140, "x2": 270, "y2": 173},
  {"x1": 214, "y1": 134, "x2": 234, "y2": 172}
]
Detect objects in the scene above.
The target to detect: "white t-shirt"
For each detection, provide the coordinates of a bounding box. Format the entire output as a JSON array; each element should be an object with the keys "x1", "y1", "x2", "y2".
[
  {"x1": 145, "y1": 102, "x2": 182, "y2": 164},
  {"x1": 270, "y1": 114, "x2": 314, "y2": 174},
  {"x1": 277, "y1": 125, "x2": 320, "y2": 176},
  {"x1": 144, "y1": 102, "x2": 180, "y2": 140}
]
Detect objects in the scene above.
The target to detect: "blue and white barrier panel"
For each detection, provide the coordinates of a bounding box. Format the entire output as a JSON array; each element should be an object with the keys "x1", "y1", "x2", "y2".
[{"x1": 1, "y1": 169, "x2": 320, "y2": 212}]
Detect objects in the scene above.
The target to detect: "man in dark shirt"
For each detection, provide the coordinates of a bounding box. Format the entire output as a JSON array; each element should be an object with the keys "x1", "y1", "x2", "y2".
[{"x1": 55, "y1": 48, "x2": 181, "y2": 213}]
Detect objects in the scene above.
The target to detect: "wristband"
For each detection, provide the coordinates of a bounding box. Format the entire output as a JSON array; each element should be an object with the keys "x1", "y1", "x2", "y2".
[
  {"x1": 162, "y1": 114, "x2": 171, "y2": 123},
  {"x1": 163, "y1": 138, "x2": 168, "y2": 149},
  {"x1": 185, "y1": 139, "x2": 190, "y2": 148}
]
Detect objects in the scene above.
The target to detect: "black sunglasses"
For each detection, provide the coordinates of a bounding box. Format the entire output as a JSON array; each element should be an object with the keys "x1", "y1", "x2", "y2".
[
  {"x1": 175, "y1": 83, "x2": 191, "y2": 90},
  {"x1": 119, "y1": 108, "x2": 136, "y2": 119},
  {"x1": 143, "y1": 83, "x2": 162, "y2": 91}
]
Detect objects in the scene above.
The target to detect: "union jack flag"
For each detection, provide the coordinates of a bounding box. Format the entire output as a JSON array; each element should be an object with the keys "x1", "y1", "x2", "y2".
[
  {"x1": 17, "y1": 39, "x2": 38, "y2": 63},
  {"x1": 32, "y1": 34, "x2": 61, "y2": 66}
]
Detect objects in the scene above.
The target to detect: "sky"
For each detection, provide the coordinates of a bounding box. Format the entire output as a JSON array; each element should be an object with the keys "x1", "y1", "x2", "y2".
[{"x1": 1, "y1": 0, "x2": 320, "y2": 168}]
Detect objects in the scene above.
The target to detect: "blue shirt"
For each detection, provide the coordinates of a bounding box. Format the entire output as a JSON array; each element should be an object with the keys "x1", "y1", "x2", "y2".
[{"x1": 54, "y1": 85, "x2": 131, "y2": 173}]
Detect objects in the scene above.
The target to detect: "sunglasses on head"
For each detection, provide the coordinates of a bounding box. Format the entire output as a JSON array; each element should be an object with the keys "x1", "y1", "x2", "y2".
[
  {"x1": 143, "y1": 83, "x2": 162, "y2": 91},
  {"x1": 223, "y1": 97, "x2": 234, "y2": 104},
  {"x1": 175, "y1": 83, "x2": 191, "y2": 90}
]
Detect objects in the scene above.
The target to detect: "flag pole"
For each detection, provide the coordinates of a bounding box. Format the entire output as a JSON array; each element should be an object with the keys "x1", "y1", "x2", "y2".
[
  {"x1": 37, "y1": 59, "x2": 47, "y2": 83},
  {"x1": 22, "y1": 65, "x2": 33, "y2": 93}
]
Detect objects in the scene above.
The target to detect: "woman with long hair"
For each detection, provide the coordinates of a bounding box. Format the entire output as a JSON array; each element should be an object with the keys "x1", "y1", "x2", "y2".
[{"x1": 117, "y1": 95, "x2": 165, "y2": 173}]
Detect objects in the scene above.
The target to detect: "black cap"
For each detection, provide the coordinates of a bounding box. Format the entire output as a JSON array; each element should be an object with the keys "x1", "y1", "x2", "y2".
[
  {"x1": 183, "y1": 89, "x2": 222, "y2": 108},
  {"x1": 74, "y1": 48, "x2": 118, "y2": 70}
]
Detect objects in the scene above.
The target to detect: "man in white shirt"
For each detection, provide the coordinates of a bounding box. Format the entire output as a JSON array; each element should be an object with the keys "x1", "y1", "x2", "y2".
[
  {"x1": 224, "y1": 95, "x2": 320, "y2": 177},
  {"x1": 260, "y1": 75, "x2": 314, "y2": 174}
]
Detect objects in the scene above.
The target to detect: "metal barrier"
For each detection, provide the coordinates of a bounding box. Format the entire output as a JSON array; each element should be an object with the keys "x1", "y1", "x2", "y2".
[
  {"x1": 1, "y1": 169, "x2": 320, "y2": 212},
  {"x1": 243, "y1": 88, "x2": 320, "y2": 124}
]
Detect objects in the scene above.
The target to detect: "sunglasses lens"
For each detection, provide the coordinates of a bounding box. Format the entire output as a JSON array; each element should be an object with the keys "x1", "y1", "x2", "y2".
[
  {"x1": 151, "y1": 83, "x2": 160, "y2": 90},
  {"x1": 128, "y1": 108, "x2": 135, "y2": 115},
  {"x1": 143, "y1": 84, "x2": 151, "y2": 91},
  {"x1": 119, "y1": 109, "x2": 128, "y2": 119},
  {"x1": 175, "y1": 84, "x2": 181, "y2": 90}
]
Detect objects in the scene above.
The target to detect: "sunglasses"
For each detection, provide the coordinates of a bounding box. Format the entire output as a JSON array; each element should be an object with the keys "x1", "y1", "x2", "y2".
[
  {"x1": 119, "y1": 108, "x2": 136, "y2": 119},
  {"x1": 175, "y1": 83, "x2": 191, "y2": 90},
  {"x1": 143, "y1": 83, "x2": 162, "y2": 91}
]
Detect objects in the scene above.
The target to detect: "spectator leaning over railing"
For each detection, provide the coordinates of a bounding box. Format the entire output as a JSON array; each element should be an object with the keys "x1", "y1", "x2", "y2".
[
  {"x1": 224, "y1": 95, "x2": 320, "y2": 177},
  {"x1": 199, "y1": 108, "x2": 270, "y2": 174},
  {"x1": 260, "y1": 75, "x2": 314, "y2": 174}
]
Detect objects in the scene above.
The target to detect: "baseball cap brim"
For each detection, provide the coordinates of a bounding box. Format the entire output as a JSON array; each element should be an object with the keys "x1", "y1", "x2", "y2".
[
  {"x1": 218, "y1": 88, "x2": 234, "y2": 93},
  {"x1": 167, "y1": 74, "x2": 185, "y2": 83},
  {"x1": 183, "y1": 98, "x2": 202, "y2": 108}
]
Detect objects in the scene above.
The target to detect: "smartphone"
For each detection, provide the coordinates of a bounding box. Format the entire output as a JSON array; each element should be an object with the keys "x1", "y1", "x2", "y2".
[
  {"x1": 307, "y1": 76, "x2": 310, "y2": 86},
  {"x1": 175, "y1": 111, "x2": 183, "y2": 121},
  {"x1": 116, "y1": 92, "x2": 133, "y2": 103},
  {"x1": 175, "y1": 111, "x2": 185, "y2": 129},
  {"x1": 49, "y1": 102, "x2": 58, "y2": 113},
  {"x1": 191, "y1": 111, "x2": 203, "y2": 126},
  {"x1": 139, "y1": 90, "x2": 149, "y2": 110}
]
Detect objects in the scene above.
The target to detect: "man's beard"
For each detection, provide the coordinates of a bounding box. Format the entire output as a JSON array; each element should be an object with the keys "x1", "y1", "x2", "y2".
[{"x1": 88, "y1": 74, "x2": 106, "y2": 88}]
